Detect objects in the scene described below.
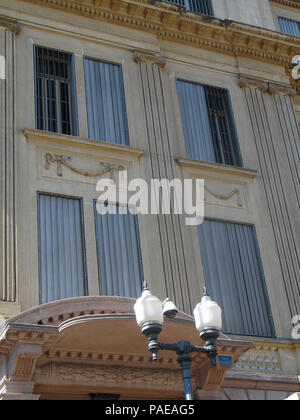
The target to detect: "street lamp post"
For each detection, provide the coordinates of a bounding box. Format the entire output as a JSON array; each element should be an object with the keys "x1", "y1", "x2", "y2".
[{"x1": 134, "y1": 284, "x2": 222, "y2": 401}]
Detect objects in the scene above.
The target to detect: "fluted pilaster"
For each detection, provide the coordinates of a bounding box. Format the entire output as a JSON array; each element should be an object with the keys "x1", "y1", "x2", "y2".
[{"x1": 0, "y1": 27, "x2": 17, "y2": 303}]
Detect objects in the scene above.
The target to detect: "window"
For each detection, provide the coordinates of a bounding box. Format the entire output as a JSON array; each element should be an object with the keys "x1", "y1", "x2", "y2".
[
  {"x1": 198, "y1": 220, "x2": 275, "y2": 337},
  {"x1": 94, "y1": 203, "x2": 143, "y2": 298},
  {"x1": 164, "y1": 0, "x2": 214, "y2": 16},
  {"x1": 34, "y1": 46, "x2": 78, "y2": 135},
  {"x1": 278, "y1": 17, "x2": 300, "y2": 37},
  {"x1": 84, "y1": 58, "x2": 129, "y2": 145},
  {"x1": 177, "y1": 80, "x2": 242, "y2": 166},
  {"x1": 38, "y1": 194, "x2": 88, "y2": 304}
]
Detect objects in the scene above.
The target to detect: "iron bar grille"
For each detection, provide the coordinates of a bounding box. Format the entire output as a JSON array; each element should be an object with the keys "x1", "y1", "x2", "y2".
[
  {"x1": 204, "y1": 86, "x2": 242, "y2": 167},
  {"x1": 163, "y1": 0, "x2": 214, "y2": 16},
  {"x1": 177, "y1": 79, "x2": 242, "y2": 167},
  {"x1": 34, "y1": 46, "x2": 77, "y2": 136}
]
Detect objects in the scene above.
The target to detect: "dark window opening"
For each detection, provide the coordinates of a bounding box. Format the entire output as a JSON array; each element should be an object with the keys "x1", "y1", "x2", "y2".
[{"x1": 34, "y1": 46, "x2": 77, "y2": 135}]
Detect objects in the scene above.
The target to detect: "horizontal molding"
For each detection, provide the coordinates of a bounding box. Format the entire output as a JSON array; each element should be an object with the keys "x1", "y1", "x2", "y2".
[
  {"x1": 24, "y1": 129, "x2": 144, "y2": 159},
  {"x1": 176, "y1": 158, "x2": 258, "y2": 180},
  {"x1": 270, "y1": 0, "x2": 300, "y2": 10},
  {"x1": 18, "y1": 0, "x2": 300, "y2": 70},
  {"x1": 239, "y1": 75, "x2": 297, "y2": 96}
]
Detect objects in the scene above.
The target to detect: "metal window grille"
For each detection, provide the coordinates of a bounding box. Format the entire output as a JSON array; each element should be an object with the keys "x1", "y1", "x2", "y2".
[
  {"x1": 34, "y1": 46, "x2": 77, "y2": 135},
  {"x1": 163, "y1": 0, "x2": 214, "y2": 16},
  {"x1": 177, "y1": 80, "x2": 242, "y2": 167},
  {"x1": 278, "y1": 17, "x2": 300, "y2": 38},
  {"x1": 204, "y1": 86, "x2": 242, "y2": 167}
]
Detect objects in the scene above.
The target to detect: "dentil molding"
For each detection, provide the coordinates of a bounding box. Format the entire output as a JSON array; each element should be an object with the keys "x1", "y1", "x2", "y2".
[{"x1": 17, "y1": 0, "x2": 300, "y2": 69}]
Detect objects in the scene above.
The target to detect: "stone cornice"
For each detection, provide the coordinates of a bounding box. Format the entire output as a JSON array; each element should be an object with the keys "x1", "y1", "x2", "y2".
[
  {"x1": 270, "y1": 0, "x2": 300, "y2": 11},
  {"x1": 24, "y1": 129, "x2": 144, "y2": 159},
  {"x1": 18, "y1": 0, "x2": 300, "y2": 68}
]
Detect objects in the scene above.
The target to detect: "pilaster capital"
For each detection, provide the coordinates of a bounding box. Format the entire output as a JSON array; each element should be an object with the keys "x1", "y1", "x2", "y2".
[
  {"x1": 268, "y1": 82, "x2": 297, "y2": 96},
  {"x1": 239, "y1": 75, "x2": 297, "y2": 96},
  {"x1": 0, "y1": 17, "x2": 21, "y2": 35},
  {"x1": 133, "y1": 50, "x2": 166, "y2": 68},
  {"x1": 239, "y1": 75, "x2": 269, "y2": 92}
]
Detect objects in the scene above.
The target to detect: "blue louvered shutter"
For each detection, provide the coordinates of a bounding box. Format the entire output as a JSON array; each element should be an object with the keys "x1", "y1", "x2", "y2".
[
  {"x1": 177, "y1": 80, "x2": 216, "y2": 162},
  {"x1": 84, "y1": 57, "x2": 129, "y2": 145},
  {"x1": 198, "y1": 220, "x2": 275, "y2": 337},
  {"x1": 94, "y1": 204, "x2": 143, "y2": 298},
  {"x1": 38, "y1": 194, "x2": 88, "y2": 304},
  {"x1": 278, "y1": 17, "x2": 300, "y2": 37}
]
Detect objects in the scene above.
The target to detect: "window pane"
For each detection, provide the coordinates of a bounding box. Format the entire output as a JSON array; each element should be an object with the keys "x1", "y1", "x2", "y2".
[
  {"x1": 177, "y1": 80, "x2": 242, "y2": 166},
  {"x1": 204, "y1": 86, "x2": 242, "y2": 166},
  {"x1": 177, "y1": 80, "x2": 216, "y2": 162},
  {"x1": 94, "y1": 204, "x2": 143, "y2": 298},
  {"x1": 34, "y1": 46, "x2": 77, "y2": 135},
  {"x1": 38, "y1": 194, "x2": 88, "y2": 304},
  {"x1": 198, "y1": 220, "x2": 275, "y2": 337},
  {"x1": 84, "y1": 58, "x2": 129, "y2": 145}
]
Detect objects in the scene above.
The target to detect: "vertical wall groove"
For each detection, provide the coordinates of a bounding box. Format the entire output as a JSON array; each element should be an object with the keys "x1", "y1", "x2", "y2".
[
  {"x1": 138, "y1": 61, "x2": 192, "y2": 313},
  {"x1": 0, "y1": 29, "x2": 16, "y2": 302},
  {"x1": 244, "y1": 87, "x2": 300, "y2": 318}
]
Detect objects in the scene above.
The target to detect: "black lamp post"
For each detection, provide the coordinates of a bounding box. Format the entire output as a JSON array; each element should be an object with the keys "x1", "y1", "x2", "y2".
[{"x1": 134, "y1": 284, "x2": 222, "y2": 401}]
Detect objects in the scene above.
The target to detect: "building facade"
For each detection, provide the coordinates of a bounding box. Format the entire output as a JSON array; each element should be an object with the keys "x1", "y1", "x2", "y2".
[{"x1": 0, "y1": 0, "x2": 299, "y2": 400}]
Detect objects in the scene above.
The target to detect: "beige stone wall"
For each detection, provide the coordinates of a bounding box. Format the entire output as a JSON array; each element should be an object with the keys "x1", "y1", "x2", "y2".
[
  {"x1": 0, "y1": 0, "x2": 298, "y2": 343},
  {"x1": 213, "y1": 0, "x2": 276, "y2": 30}
]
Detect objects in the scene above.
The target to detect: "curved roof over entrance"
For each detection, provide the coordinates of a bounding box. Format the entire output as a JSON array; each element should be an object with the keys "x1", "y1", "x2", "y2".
[{"x1": 0, "y1": 297, "x2": 251, "y2": 400}]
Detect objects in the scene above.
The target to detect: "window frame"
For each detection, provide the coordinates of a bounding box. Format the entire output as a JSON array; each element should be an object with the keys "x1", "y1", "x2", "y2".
[
  {"x1": 278, "y1": 16, "x2": 300, "y2": 37},
  {"x1": 34, "y1": 45, "x2": 79, "y2": 136},
  {"x1": 37, "y1": 191, "x2": 89, "y2": 304},
  {"x1": 83, "y1": 55, "x2": 130, "y2": 145},
  {"x1": 176, "y1": 78, "x2": 243, "y2": 167},
  {"x1": 93, "y1": 201, "x2": 144, "y2": 299},
  {"x1": 198, "y1": 218, "x2": 276, "y2": 338}
]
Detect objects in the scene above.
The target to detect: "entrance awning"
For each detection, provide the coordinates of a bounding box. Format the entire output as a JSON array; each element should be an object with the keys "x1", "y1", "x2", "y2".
[{"x1": 0, "y1": 296, "x2": 251, "y2": 400}]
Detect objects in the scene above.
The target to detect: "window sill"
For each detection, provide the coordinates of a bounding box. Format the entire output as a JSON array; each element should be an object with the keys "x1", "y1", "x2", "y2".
[
  {"x1": 24, "y1": 129, "x2": 144, "y2": 159},
  {"x1": 176, "y1": 158, "x2": 257, "y2": 180}
]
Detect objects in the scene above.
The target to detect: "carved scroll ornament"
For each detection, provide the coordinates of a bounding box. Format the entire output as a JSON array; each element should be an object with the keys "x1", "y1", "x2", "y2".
[{"x1": 44, "y1": 153, "x2": 125, "y2": 178}]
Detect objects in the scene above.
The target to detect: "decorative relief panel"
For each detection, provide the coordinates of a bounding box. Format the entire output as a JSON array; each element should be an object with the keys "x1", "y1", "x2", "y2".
[
  {"x1": 176, "y1": 159, "x2": 257, "y2": 217},
  {"x1": 38, "y1": 149, "x2": 129, "y2": 186},
  {"x1": 34, "y1": 362, "x2": 186, "y2": 390},
  {"x1": 44, "y1": 153, "x2": 125, "y2": 180},
  {"x1": 204, "y1": 182, "x2": 246, "y2": 210}
]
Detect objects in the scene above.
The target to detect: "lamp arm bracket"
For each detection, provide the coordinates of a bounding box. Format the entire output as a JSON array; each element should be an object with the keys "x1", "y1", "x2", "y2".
[{"x1": 158, "y1": 342, "x2": 210, "y2": 355}]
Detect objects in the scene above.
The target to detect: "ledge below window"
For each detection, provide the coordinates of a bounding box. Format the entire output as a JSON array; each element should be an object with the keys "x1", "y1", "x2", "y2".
[
  {"x1": 176, "y1": 158, "x2": 257, "y2": 179},
  {"x1": 24, "y1": 129, "x2": 144, "y2": 159}
]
